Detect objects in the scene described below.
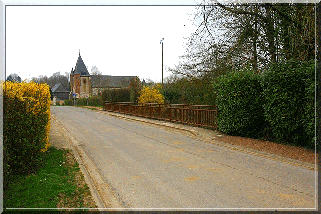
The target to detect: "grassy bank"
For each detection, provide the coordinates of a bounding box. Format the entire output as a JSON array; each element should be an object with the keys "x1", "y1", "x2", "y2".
[{"x1": 4, "y1": 147, "x2": 97, "y2": 212}]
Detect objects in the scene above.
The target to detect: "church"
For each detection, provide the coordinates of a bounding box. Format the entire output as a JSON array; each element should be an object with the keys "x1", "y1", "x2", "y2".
[{"x1": 70, "y1": 51, "x2": 138, "y2": 98}]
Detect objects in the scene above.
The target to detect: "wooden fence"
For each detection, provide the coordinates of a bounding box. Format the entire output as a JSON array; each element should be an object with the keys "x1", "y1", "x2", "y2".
[{"x1": 104, "y1": 102, "x2": 217, "y2": 130}]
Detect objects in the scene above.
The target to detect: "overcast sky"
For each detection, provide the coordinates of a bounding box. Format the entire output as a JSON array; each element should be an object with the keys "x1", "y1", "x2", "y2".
[
  {"x1": 6, "y1": 0, "x2": 314, "y2": 83},
  {"x1": 5, "y1": 1, "x2": 201, "y2": 83}
]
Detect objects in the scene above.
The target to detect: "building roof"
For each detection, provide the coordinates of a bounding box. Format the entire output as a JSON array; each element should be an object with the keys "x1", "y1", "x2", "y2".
[
  {"x1": 91, "y1": 75, "x2": 137, "y2": 88},
  {"x1": 73, "y1": 51, "x2": 90, "y2": 76},
  {"x1": 52, "y1": 83, "x2": 70, "y2": 93}
]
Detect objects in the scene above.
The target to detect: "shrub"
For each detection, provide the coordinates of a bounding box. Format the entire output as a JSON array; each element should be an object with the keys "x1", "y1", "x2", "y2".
[
  {"x1": 4, "y1": 81, "x2": 51, "y2": 176},
  {"x1": 101, "y1": 88, "x2": 131, "y2": 103},
  {"x1": 161, "y1": 86, "x2": 182, "y2": 104},
  {"x1": 261, "y1": 60, "x2": 315, "y2": 148},
  {"x1": 214, "y1": 69, "x2": 264, "y2": 138},
  {"x1": 138, "y1": 84, "x2": 165, "y2": 104},
  {"x1": 162, "y1": 76, "x2": 216, "y2": 105},
  {"x1": 64, "y1": 99, "x2": 73, "y2": 106},
  {"x1": 302, "y1": 79, "x2": 316, "y2": 149},
  {"x1": 75, "y1": 97, "x2": 87, "y2": 106},
  {"x1": 88, "y1": 96, "x2": 103, "y2": 106},
  {"x1": 129, "y1": 77, "x2": 142, "y2": 103}
]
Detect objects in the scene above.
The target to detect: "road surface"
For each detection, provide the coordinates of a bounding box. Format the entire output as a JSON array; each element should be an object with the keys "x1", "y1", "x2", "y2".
[{"x1": 51, "y1": 106, "x2": 316, "y2": 210}]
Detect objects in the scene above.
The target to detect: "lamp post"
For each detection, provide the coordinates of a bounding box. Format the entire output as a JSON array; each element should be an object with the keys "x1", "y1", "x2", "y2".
[{"x1": 160, "y1": 38, "x2": 164, "y2": 85}]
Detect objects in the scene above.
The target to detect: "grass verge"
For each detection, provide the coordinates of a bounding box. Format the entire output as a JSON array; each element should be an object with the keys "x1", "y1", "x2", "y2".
[{"x1": 4, "y1": 146, "x2": 97, "y2": 213}]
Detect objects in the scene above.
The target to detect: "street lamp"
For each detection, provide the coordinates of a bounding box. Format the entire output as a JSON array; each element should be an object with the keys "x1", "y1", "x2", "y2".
[{"x1": 160, "y1": 38, "x2": 164, "y2": 85}]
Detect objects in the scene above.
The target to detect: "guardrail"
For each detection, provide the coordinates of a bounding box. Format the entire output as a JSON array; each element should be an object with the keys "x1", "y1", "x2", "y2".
[{"x1": 104, "y1": 102, "x2": 217, "y2": 130}]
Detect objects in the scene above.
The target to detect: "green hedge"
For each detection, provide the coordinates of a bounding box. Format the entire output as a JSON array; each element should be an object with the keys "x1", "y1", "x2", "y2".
[
  {"x1": 302, "y1": 78, "x2": 316, "y2": 148},
  {"x1": 102, "y1": 88, "x2": 131, "y2": 103},
  {"x1": 261, "y1": 60, "x2": 315, "y2": 148},
  {"x1": 213, "y1": 60, "x2": 315, "y2": 149},
  {"x1": 64, "y1": 96, "x2": 103, "y2": 106},
  {"x1": 162, "y1": 87, "x2": 182, "y2": 104},
  {"x1": 214, "y1": 69, "x2": 264, "y2": 138},
  {"x1": 64, "y1": 99, "x2": 73, "y2": 106},
  {"x1": 162, "y1": 77, "x2": 216, "y2": 105}
]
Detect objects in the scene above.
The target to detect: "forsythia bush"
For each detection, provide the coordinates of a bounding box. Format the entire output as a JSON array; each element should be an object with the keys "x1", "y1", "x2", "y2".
[
  {"x1": 138, "y1": 84, "x2": 164, "y2": 104},
  {"x1": 4, "y1": 81, "x2": 51, "y2": 175}
]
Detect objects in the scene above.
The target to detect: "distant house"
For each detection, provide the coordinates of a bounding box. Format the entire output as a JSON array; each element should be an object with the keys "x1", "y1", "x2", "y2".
[
  {"x1": 70, "y1": 51, "x2": 138, "y2": 98},
  {"x1": 51, "y1": 83, "x2": 70, "y2": 101}
]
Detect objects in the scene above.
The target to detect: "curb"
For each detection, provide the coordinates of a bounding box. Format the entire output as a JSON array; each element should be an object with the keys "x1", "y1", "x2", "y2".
[{"x1": 51, "y1": 114, "x2": 124, "y2": 210}]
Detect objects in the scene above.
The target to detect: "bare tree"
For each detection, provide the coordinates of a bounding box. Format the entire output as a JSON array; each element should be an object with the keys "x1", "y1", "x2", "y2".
[
  {"x1": 90, "y1": 66, "x2": 103, "y2": 94},
  {"x1": 6, "y1": 73, "x2": 21, "y2": 82},
  {"x1": 31, "y1": 72, "x2": 69, "y2": 90},
  {"x1": 91, "y1": 66, "x2": 102, "y2": 75},
  {"x1": 170, "y1": 2, "x2": 315, "y2": 78}
]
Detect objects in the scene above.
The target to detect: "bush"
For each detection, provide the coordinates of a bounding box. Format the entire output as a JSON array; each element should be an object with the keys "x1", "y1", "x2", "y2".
[
  {"x1": 162, "y1": 76, "x2": 216, "y2": 105},
  {"x1": 75, "y1": 97, "x2": 87, "y2": 106},
  {"x1": 4, "y1": 81, "x2": 51, "y2": 176},
  {"x1": 162, "y1": 86, "x2": 182, "y2": 104},
  {"x1": 138, "y1": 84, "x2": 165, "y2": 104},
  {"x1": 129, "y1": 77, "x2": 142, "y2": 103},
  {"x1": 102, "y1": 88, "x2": 131, "y2": 103},
  {"x1": 214, "y1": 69, "x2": 264, "y2": 138},
  {"x1": 88, "y1": 96, "x2": 103, "y2": 106},
  {"x1": 261, "y1": 60, "x2": 315, "y2": 148},
  {"x1": 64, "y1": 99, "x2": 73, "y2": 106},
  {"x1": 302, "y1": 79, "x2": 316, "y2": 148}
]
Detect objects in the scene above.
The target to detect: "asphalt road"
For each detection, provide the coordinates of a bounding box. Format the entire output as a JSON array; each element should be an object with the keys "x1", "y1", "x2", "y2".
[{"x1": 51, "y1": 106, "x2": 316, "y2": 210}]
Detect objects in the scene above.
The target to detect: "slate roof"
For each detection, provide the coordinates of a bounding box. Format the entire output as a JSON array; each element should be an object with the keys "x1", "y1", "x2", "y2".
[
  {"x1": 52, "y1": 83, "x2": 70, "y2": 93},
  {"x1": 73, "y1": 52, "x2": 90, "y2": 76},
  {"x1": 91, "y1": 75, "x2": 137, "y2": 88}
]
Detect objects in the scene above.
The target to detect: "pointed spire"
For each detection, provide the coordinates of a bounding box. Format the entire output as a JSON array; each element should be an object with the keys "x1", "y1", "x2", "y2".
[{"x1": 79, "y1": 49, "x2": 80, "y2": 56}]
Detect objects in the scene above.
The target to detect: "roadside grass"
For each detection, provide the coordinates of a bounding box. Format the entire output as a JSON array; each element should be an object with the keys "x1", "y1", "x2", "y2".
[{"x1": 4, "y1": 146, "x2": 97, "y2": 213}]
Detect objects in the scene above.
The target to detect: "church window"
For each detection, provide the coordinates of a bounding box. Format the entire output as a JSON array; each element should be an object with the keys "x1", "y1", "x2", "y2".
[{"x1": 83, "y1": 79, "x2": 86, "y2": 91}]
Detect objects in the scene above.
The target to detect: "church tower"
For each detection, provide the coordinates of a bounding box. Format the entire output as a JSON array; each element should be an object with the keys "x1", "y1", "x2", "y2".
[{"x1": 70, "y1": 50, "x2": 91, "y2": 98}]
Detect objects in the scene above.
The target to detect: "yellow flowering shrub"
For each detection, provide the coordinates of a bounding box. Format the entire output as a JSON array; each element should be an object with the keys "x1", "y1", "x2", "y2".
[
  {"x1": 4, "y1": 81, "x2": 51, "y2": 175},
  {"x1": 138, "y1": 84, "x2": 165, "y2": 104}
]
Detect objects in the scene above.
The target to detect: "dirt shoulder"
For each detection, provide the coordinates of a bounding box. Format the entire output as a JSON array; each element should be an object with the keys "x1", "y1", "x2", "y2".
[{"x1": 217, "y1": 134, "x2": 316, "y2": 165}]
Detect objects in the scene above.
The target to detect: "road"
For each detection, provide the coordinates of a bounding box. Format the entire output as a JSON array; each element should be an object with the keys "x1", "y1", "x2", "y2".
[{"x1": 51, "y1": 106, "x2": 316, "y2": 210}]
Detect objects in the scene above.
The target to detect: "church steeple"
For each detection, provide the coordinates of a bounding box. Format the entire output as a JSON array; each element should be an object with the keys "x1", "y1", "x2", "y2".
[{"x1": 74, "y1": 51, "x2": 90, "y2": 76}]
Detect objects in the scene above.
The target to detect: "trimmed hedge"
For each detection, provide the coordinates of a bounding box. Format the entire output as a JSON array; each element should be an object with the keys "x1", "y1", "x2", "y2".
[
  {"x1": 302, "y1": 77, "x2": 316, "y2": 148},
  {"x1": 214, "y1": 69, "x2": 264, "y2": 138},
  {"x1": 102, "y1": 88, "x2": 131, "y2": 103},
  {"x1": 261, "y1": 60, "x2": 315, "y2": 148},
  {"x1": 64, "y1": 99, "x2": 73, "y2": 106},
  {"x1": 76, "y1": 96, "x2": 103, "y2": 106},
  {"x1": 162, "y1": 77, "x2": 216, "y2": 105},
  {"x1": 129, "y1": 77, "x2": 142, "y2": 103},
  {"x1": 213, "y1": 60, "x2": 315, "y2": 149},
  {"x1": 161, "y1": 86, "x2": 182, "y2": 104},
  {"x1": 64, "y1": 96, "x2": 103, "y2": 106},
  {"x1": 4, "y1": 81, "x2": 51, "y2": 176}
]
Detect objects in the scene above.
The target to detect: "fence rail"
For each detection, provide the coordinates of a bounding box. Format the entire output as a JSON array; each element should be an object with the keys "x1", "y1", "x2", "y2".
[{"x1": 104, "y1": 102, "x2": 217, "y2": 130}]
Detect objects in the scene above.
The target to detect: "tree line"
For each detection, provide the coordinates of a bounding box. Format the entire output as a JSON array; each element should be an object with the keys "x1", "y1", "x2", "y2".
[
  {"x1": 171, "y1": 2, "x2": 314, "y2": 77},
  {"x1": 163, "y1": 2, "x2": 316, "y2": 105}
]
